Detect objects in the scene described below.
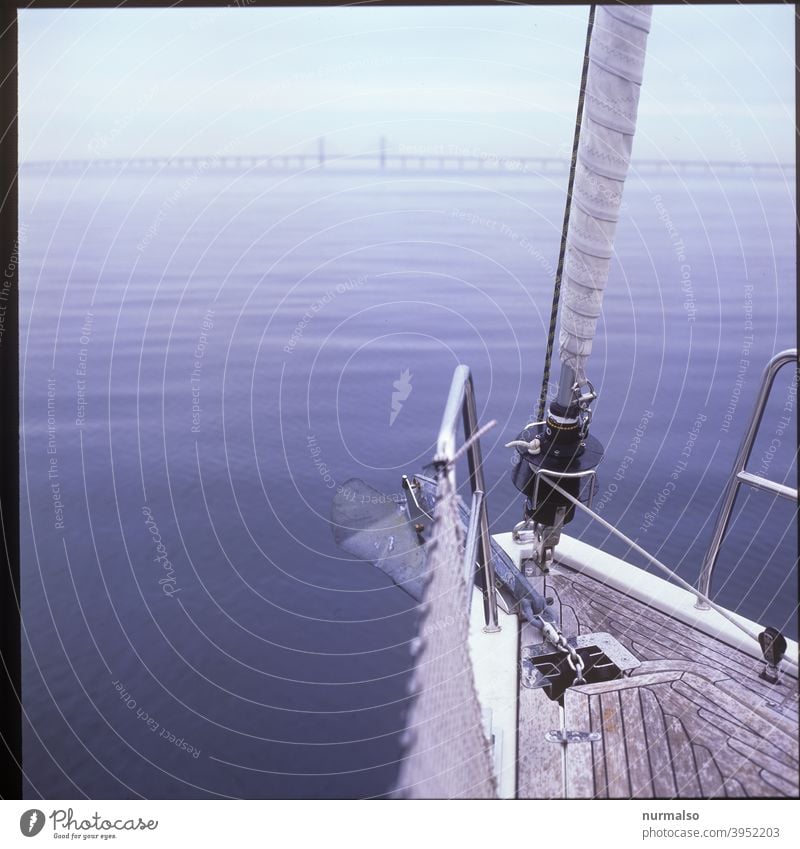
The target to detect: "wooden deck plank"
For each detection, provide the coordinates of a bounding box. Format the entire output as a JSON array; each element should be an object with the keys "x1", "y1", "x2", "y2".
[
  {"x1": 691, "y1": 743, "x2": 727, "y2": 798},
  {"x1": 588, "y1": 695, "x2": 608, "y2": 798},
  {"x1": 517, "y1": 686, "x2": 563, "y2": 799},
  {"x1": 639, "y1": 686, "x2": 678, "y2": 798},
  {"x1": 695, "y1": 708, "x2": 795, "y2": 775},
  {"x1": 715, "y1": 678, "x2": 798, "y2": 738},
  {"x1": 575, "y1": 577, "x2": 783, "y2": 699},
  {"x1": 650, "y1": 680, "x2": 795, "y2": 797},
  {"x1": 555, "y1": 568, "x2": 774, "y2": 681},
  {"x1": 517, "y1": 622, "x2": 563, "y2": 799},
  {"x1": 633, "y1": 658, "x2": 731, "y2": 682},
  {"x1": 675, "y1": 675, "x2": 797, "y2": 766},
  {"x1": 600, "y1": 691, "x2": 630, "y2": 798},
  {"x1": 564, "y1": 690, "x2": 595, "y2": 798},
  {"x1": 723, "y1": 776, "x2": 747, "y2": 796},
  {"x1": 727, "y1": 737, "x2": 800, "y2": 791},
  {"x1": 716, "y1": 739, "x2": 781, "y2": 797},
  {"x1": 677, "y1": 706, "x2": 789, "y2": 797},
  {"x1": 589, "y1": 604, "x2": 764, "y2": 682},
  {"x1": 759, "y1": 768, "x2": 799, "y2": 797},
  {"x1": 663, "y1": 712, "x2": 703, "y2": 798},
  {"x1": 619, "y1": 688, "x2": 654, "y2": 798},
  {"x1": 574, "y1": 670, "x2": 681, "y2": 697},
  {"x1": 517, "y1": 562, "x2": 798, "y2": 799}
]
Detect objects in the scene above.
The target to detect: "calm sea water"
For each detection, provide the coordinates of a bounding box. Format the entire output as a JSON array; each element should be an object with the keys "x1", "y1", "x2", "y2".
[{"x1": 20, "y1": 166, "x2": 796, "y2": 798}]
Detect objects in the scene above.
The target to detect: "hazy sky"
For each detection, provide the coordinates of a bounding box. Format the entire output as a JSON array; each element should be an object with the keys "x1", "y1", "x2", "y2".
[{"x1": 19, "y1": 4, "x2": 795, "y2": 164}]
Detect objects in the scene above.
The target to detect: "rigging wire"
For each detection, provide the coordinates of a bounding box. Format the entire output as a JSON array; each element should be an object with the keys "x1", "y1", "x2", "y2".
[
  {"x1": 540, "y1": 473, "x2": 799, "y2": 674},
  {"x1": 536, "y1": 4, "x2": 596, "y2": 421}
]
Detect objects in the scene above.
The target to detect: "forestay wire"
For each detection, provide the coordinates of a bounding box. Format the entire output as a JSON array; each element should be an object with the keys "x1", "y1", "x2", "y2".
[{"x1": 536, "y1": 4, "x2": 596, "y2": 421}]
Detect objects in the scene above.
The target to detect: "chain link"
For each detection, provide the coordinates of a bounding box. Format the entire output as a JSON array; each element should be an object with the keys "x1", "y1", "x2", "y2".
[
  {"x1": 570, "y1": 645, "x2": 587, "y2": 685},
  {"x1": 536, "y1": 616, "x2": 587, "y2": 686}
]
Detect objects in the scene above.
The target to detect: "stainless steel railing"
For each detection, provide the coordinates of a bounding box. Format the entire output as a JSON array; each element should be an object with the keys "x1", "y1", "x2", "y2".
[
  {"x1": 696, "y1": 348, "x2": 798, "y2": 608},
  {"x1": 436, "y1": 365, "x2": 500, "y2": 632}
]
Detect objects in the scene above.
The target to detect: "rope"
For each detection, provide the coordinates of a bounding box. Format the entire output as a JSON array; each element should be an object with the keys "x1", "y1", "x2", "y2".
[
  {"x1": 451, "y1": 420, "x2": 497, "y2": 465},
  {"x1": 536, "y1": 4, "x2": 596, "y2": 422},
  {"x1": 540, "y1": 473, "x2": 799, "y2": 673}
]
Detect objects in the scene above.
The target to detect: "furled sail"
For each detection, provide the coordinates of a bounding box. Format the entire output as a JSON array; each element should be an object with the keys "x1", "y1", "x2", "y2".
[{"x1": 559, "y1": 5, "x2": 653, "y2": 381}]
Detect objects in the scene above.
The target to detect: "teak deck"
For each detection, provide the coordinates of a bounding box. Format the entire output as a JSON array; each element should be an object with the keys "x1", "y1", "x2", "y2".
[{"x1": 517, "y1": 564, "x2": 799, "y2": 799}]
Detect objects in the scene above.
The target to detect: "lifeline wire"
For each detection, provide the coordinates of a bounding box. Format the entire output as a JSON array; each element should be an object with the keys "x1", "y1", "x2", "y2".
[{"x1": 540, "y1": 473, "x2": 799, "y2": 674}]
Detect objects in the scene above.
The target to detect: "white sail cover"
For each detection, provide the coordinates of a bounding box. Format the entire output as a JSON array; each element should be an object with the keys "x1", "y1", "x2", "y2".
[{"x1": 559, "y1": 5, "x2": 653, "y2": 381}]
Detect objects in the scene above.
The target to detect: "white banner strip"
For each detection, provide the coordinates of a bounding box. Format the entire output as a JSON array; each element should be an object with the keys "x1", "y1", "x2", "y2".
[{"x1": 1, "y1": 799, "x2": 797, "y2": 848}]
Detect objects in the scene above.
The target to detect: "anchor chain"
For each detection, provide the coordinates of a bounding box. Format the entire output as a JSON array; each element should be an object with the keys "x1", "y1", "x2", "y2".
[{"x1": 536, "y1": 616, "x2": 586, "y2": 686}]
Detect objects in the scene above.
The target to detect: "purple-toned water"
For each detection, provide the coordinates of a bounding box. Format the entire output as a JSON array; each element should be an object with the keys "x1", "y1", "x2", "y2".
[{"x1": 20, "y1": 166, "x2": 796, "y2": 798}]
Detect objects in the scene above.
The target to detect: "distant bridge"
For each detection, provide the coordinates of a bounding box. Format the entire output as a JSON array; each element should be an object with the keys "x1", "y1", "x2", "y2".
[{"x1": 20, "y1": 151, "x2": 794, "y2": 178}]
